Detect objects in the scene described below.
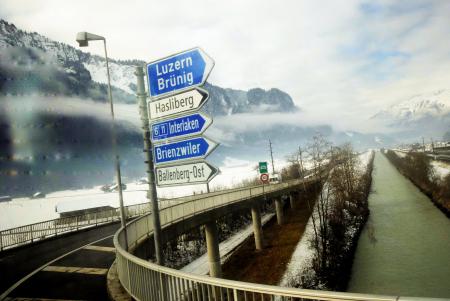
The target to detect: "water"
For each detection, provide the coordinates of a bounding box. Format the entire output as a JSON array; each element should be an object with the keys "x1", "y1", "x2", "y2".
[{"x1": 348, "y1": 153, "x2": 450, "y2": 298}]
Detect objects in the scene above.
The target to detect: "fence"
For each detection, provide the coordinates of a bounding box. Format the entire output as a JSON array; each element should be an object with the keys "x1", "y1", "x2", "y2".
[
  {"x1": 0, "y1": 202, "x2": 152, "y2": 251},
  {"x1": 114, "y1": 177, "x2": 448, "y2": 301}
]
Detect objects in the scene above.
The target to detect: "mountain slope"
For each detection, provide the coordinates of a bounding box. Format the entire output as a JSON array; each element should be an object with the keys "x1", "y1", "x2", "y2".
[
  {"x1": 371, "y1": 89, "x2": 450, "y2": 139},
  {"x1": 0, "y1": 19, "x2": 298, "y2": 115}
]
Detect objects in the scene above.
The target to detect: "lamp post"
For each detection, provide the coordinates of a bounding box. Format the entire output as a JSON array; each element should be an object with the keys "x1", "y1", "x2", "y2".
[{"x1": 76, "y1": 32, "x2": 128, "y2": 249}]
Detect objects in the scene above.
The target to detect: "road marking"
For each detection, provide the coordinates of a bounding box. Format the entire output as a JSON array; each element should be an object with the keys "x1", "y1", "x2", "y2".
[
  {"x1": 83, "y1": 245, "x2": 115, "y2": 252},
  {"x1": 42, "y1": 266, "x2": 108, "y2": 275},
  {"x1": 0, "y1": 235, "x2": 114, "y2": 300}
]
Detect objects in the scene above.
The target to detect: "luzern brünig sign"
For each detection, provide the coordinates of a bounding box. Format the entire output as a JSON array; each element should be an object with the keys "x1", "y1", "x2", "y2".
[{"x1": 147, "y1": 48, "x2": 214, "y2": 98}]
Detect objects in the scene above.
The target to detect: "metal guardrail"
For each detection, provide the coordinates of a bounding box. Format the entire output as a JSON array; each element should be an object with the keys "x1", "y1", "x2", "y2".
[
  {"x1": 113, "y1": 177, "x2": 449, "y2": 301},
  {"x1": 0, "y1": 202, "x2": 153, "y2": 252}
]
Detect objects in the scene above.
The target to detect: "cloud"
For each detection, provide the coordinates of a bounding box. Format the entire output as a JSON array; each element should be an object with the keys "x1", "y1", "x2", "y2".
[{"x1": 1, "y1": 0, "x2": 450, "y2": 131}]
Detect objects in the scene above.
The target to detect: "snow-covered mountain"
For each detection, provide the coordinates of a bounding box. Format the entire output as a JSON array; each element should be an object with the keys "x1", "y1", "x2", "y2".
[
  {"x1": 0, "y1": 18, "x2": 399, "y2": 196},
  {"x1": 371, "y1": 90, "x2": 450, "y2": 139},
  {"x1": 372, "y1": 90, "x2": 450, "y2": 123},
  {"x1": 0, "y1": 19, "x2": 297, "y2": 114}
]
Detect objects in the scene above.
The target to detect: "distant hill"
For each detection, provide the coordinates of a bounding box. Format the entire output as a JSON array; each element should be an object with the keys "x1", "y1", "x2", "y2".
[
  {"x1": 371, "y1": 89, "x2": 450, "y2": 139},
  {"x1": 0, "y1": 19, "x2": 298, "y2": 115}
]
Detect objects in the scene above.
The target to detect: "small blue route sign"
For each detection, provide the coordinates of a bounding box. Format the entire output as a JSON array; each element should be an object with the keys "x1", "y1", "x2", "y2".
[
  {"x1": 154, "y1": 136, "x2": 218, "y2": 165},
  {"x1": 151, "y1": 112, "x2": 212, "y2": 142},
  {"x1": 147, "y1": 48, "x2": 214, "y2": 99}
]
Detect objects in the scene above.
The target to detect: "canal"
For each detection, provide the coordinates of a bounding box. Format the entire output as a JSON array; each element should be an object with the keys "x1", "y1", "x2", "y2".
[{"x1": 348, "y1": 152, "x2": 450, "y2": 298}]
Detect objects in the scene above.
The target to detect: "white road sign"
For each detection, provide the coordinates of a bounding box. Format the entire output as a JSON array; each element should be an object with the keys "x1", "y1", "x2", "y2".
[
  {"x1": 148, "y1": 88, "x2": 209, "y2": 120},
  {"x1": 155, "y1": 161, "x2": 218, "y2": 186}
]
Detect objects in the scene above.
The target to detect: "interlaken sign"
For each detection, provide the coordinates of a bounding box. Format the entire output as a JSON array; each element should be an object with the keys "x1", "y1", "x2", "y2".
[
  {"x1": 151, "y1": 112, "x2": 212, "y2": 142},
  {"x1": 147, "y1": 47, "x2": 218, "y2": 187}
]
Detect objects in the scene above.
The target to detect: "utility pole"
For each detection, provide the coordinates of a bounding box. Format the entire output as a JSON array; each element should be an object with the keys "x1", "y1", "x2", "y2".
[
  {"x1": 135, "y1": 66, "x2": 164, "y2": 265},
  {"x1": 298, "y1": 146, "x2": 304, "y2": 177},
  {"x1": 422, "y1": 137, "x2": 426, "y2": 153},
  {"x1": 431, "y1": 138, "x2": 435, "y2": 153},
  {"x1": 269, "y1": 139, "x2": 275, "y2": 174}
]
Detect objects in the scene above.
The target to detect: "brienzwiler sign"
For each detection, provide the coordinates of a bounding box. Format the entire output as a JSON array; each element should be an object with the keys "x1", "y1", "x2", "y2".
[
  {"x1": 153, "y1": 136, "x2": 218, "y2": 165},
  {"x1": 146, "y1": 47, "x2": 214, "y2": 99}
]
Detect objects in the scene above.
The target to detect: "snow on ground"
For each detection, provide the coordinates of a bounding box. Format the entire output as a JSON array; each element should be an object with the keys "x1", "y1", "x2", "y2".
[
  {"x1": 278, "y1": 213, "x2": 316, "y2": 287},
  {"x1": 394, "y1": 150, "x2": 407, "y2": 158},
  {"x1": 181, "y1": 214, "x2": 274, "y2": 275},
  {"x1": 431, "y1": 160, "x2": 450, "y2": 180},
  {"x1": 0, "y1": 156, "x2": 288, "y2": 231},
  {"x1": 157, "y1": 156, "x2": 290, "y2": 199},
  {"x1": 357, "y1": 151, "x2": 373, "y2": 172},
  {"x1": 278, "y1": 151, "x2": 373, "y2": 287},
  {"x1": 0, "y1": 183, "x2": 150, "y2": 231}
]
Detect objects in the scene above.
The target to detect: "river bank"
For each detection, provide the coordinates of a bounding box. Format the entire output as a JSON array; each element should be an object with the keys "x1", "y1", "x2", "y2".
[
  {"x1": 279, "y1": 150, "x2": 374, "y2": 291},
  {"x1": 385, "y1": 150, "x2": 450, "y2": 217},
  {"x1": 348, "y1": 153, "x2": 450, "y2": 298}
]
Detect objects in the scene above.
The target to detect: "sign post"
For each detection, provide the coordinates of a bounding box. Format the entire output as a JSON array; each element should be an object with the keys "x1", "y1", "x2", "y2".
[
  {"x1": 135, "y1": 66, "x2": 164, "y2": 265},
  {"x1": 145, "y1": 47, "x2": 218, "y2": 189}
]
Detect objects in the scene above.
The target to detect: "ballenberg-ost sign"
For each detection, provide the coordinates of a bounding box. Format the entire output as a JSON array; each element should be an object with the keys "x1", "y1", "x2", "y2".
[{"x1": 156, "y1": 162, "x2": 218, "y2": 186}]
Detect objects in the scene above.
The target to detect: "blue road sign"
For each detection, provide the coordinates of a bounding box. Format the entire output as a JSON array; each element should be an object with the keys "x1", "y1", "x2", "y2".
[
  {"x1": 151, "y1": 113, "x2": 212, "y2": 142},
  {"x1": 147, "y1": 48, "x2": 214, "y2": 99},
  {"x1": 154, "y1": 136, "x2": 218, "y2": 165}
]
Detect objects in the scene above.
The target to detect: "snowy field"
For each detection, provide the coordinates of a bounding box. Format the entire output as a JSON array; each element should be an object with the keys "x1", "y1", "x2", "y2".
[
  {"x1": 278, "y1": 151, "x2": 373, "y2": 288},
  {"x1": 0, "y1": 157, "x2": 289, "y2": 231}
]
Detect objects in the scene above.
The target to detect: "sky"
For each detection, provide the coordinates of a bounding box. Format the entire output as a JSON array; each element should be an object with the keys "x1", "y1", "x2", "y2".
[{"x1": 1, "y1": 0, "x2": 450, "y2": 131}]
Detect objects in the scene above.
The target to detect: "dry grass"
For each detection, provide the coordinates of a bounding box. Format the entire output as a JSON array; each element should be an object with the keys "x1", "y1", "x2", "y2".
[{"x1": 222, "y1": 197, "x2": 314, "y2": 285}]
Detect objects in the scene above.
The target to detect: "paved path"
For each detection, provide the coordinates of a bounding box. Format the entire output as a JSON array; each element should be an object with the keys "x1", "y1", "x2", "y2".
[
  {"x1": 0, "y1": 223, "x2": 120, "y2": 300},
  {"x1": 181, "y1": 214, "x2": 274, "y2": 275}
]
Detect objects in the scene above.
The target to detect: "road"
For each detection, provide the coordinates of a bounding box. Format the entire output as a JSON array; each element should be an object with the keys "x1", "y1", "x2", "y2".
[{"x1": 0, "y1": 222, "x2": 120, "y2": 300}]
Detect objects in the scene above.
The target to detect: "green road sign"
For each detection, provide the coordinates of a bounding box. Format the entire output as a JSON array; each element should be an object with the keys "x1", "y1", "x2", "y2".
[{"x1": 259, "y1": 162, "x2": 268, "y2": 174}]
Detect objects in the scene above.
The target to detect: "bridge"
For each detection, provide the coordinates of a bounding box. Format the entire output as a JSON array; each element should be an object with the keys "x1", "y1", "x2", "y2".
[{"x1": 1, "y1": 175, "x2": 447, "y2": 301}]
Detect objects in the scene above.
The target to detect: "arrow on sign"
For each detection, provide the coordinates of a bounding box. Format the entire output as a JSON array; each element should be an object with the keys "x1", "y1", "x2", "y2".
[
  {"x1": 148, "y1": 88, "x2": 209, "y2": 120},
  {"x1": 154, "y1": 136, "x2": 218, "y2": 165},
  {"x1": 155, "y1": 161, "x2": 218, "y2": 187},
  {"x1": 147, "y1": 47, "x2": 214, "y2": 99},
  {"x1": 151, "y1": 112, "x2": 212, "y2": 142}
]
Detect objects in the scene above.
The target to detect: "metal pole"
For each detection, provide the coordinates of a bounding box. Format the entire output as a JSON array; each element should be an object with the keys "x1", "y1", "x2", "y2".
[
  {"x1": 269, "y1": 139, "x2": 275, "y2": 174},
  {"x1": 135, "y1": 66, "x2": 164, "y2": 265},
  {"x1": 103, "y1": 39, "x2": 128, "y2": 250}
]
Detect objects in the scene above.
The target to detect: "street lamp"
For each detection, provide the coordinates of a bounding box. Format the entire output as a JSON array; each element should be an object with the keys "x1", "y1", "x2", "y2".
[{"x1": 76, "y1": 32, "x2": 128, "y2": 248}]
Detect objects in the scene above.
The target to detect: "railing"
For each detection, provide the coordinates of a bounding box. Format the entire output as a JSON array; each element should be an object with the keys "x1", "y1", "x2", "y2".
[
  {"x1": 0, "y1": 202, "x2": 152, "y2": 251},
  {"x1": 114, "y1": 177, "x2": 448, "y2": 301}
]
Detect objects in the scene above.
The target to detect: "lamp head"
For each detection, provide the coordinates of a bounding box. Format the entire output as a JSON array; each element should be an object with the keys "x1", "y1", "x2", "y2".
[
  {"x1": 76, "y1": 31, "x2": 105, "y2": 47},
  {"x1": 76, "y1": 32, "x2": 89, "y2": 47}
]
